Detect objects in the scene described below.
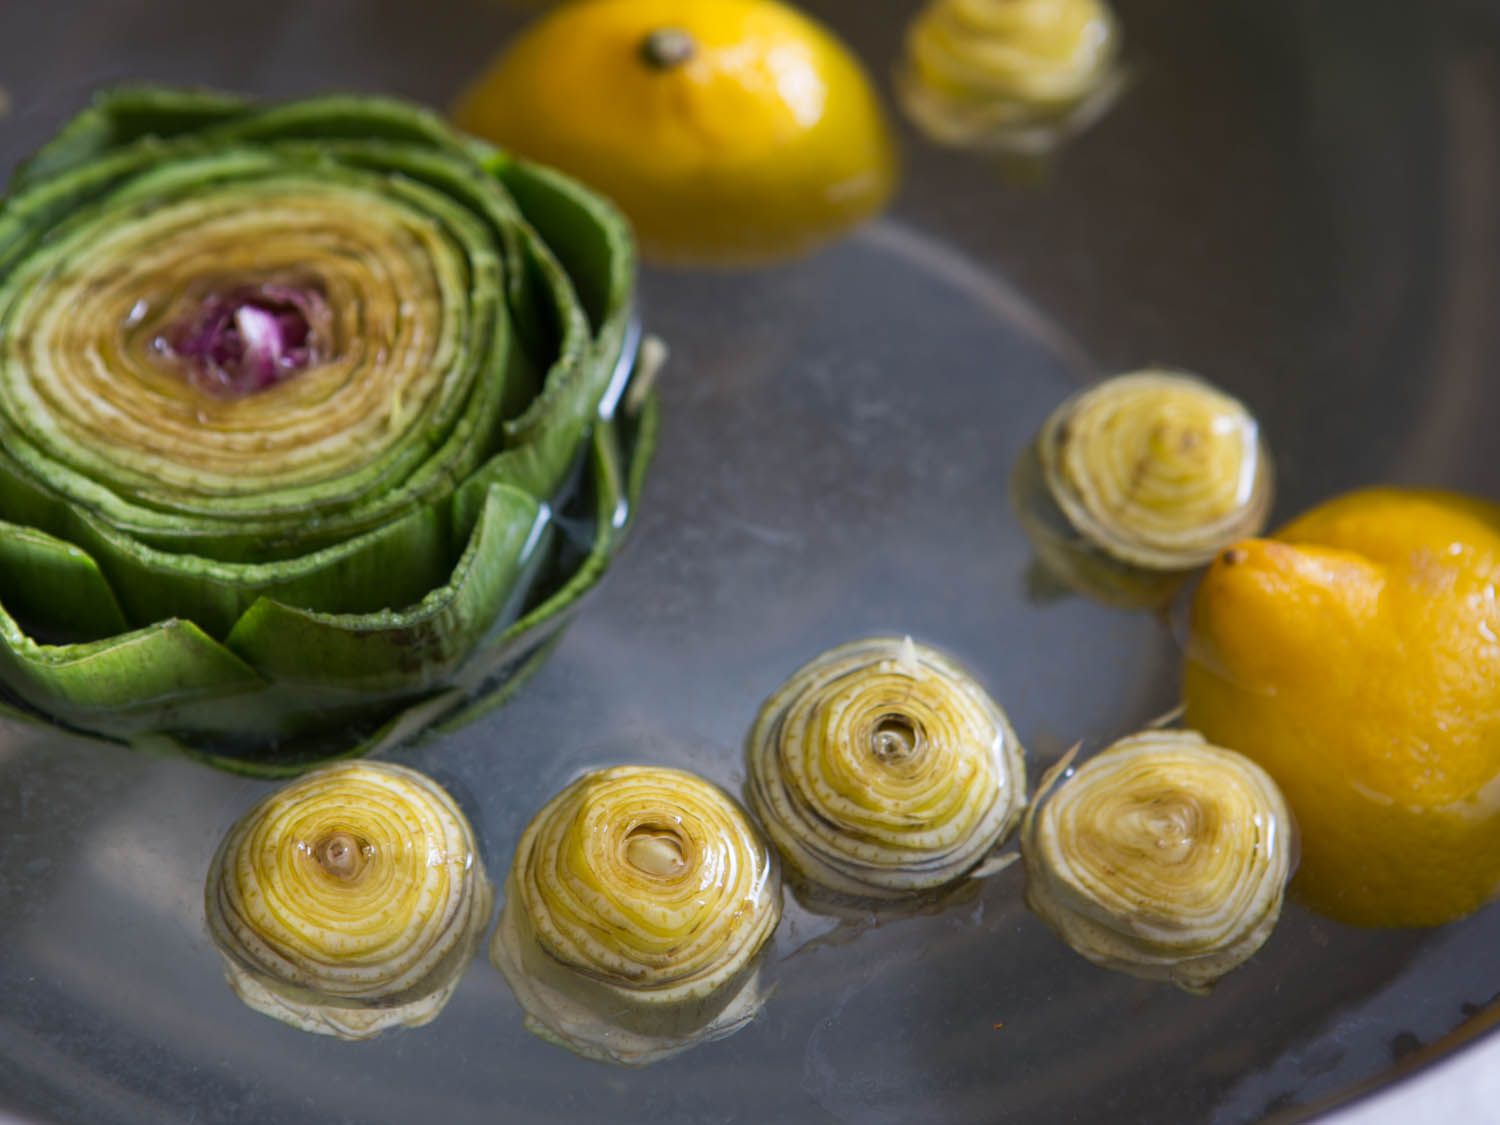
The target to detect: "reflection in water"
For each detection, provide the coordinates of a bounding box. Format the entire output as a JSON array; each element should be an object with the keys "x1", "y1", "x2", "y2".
[{"x1": 1392, "y1": 54, "x2": 1500, "y2": 482}]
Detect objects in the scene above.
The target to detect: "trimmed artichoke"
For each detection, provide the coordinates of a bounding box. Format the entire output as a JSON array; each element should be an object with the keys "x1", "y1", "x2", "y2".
[
  {"x1": 1012, "y1": 369, "x2": 1273, "y2": 609},
  {"x1": 204, "y1": 761, "x2": 493, "y2": 1039},
  {"x1": 492, "y1": 766, "x2": 782, "y2": 1066},
  {"x1": 1021, "y1": 731, "x2": 1294, "y2": 994},
  {"x1": 897, "y1": 0, "x2": 1126, "y2": 154},
  {"x1": 0, "y1": 87, "x2": 656, "y2": 774},
  {"x1": 746, "y1": 637, "x2": 1027, "y2": 905}
]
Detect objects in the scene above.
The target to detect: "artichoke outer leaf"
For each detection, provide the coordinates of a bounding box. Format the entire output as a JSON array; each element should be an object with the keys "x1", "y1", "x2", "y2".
[
  {"x1": 14, "y1": 87, "x2": 469, "y2": 191},
  {"x1": 452, "y1": 312, "x2": 633, "y2": 530},
  {"x1": 224, "y1": 483, "x2": 549, "y2": 694},
  {"x1": 454, "y1": 161, "x2": 637, "y2": 513},
  {"x1": 450, "y1": 395, "x2": 655, "y2": 700},
  {"x1": 0, "y1": 519, "x2": 129, "y2": 639},
  {"x1": 0, "y1": 454, "x2": 454, "y2": 636},
  {"x1": 493, "y1": 160, "x2": 634, "y2": 343},
  {"x1": 0, "y1": 605, "x2": 267, "y2": 734},
  {"x1": 0, "y1": 697, "x2": 43, "y2": 726},
  {"x1": 493, "y1": 161, "x2": 635, "y2": 432},
  {"x1": 10, "y1": 85, "x2": 253, "y2": 191},
  {"x1": 66, "y1": 397, "x2": 656, "y2": 773},
  {"x1": 441, "y1": 393, "x2": 656, "y2": 729},
  {"x1": 194, "y1": 93, "x2": 472, "y2": 157}
]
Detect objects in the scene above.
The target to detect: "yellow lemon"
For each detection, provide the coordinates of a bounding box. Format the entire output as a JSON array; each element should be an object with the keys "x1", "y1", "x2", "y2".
[
  {"x1": 1183, "y1": 488, "x2": 1500, "y2": 927},
  {"x1": 454, "y1": 0, "x2": 897, "y2": 266}
]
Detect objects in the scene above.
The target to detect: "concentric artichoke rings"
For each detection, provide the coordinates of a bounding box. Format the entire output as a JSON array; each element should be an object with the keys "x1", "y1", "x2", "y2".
[
  {"x1": 1021, "y1": 730, "x2": 1295, "y2": 993},
  {"x1": 205, "y1": 761, "x2": 493, "y2": 1039},
  {"x1": 0, "y1": 87, "x2": 657, "y2": 773},
  {"x1": 898, "y1": 0, "x2": 1126, "y2": 154},
  {"x1": 746, "y1": 637, "x2": 1027, "y2": 905},
  {"x1": 1013, "y1": 369, "x2": 1273, "y2": 608},
  {"x1": 492, "y1": 766, "x2": 782, "y2": 1065}
]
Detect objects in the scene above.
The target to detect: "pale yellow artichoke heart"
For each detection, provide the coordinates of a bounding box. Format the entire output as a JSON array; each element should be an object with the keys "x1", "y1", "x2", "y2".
[
  {"x1": 3, "y1": 180, "x2": 463, "y2": 499},
  {"x1": 204, "y1": 761, "x2": 493, "y2": 1039},
  {"x1": 1042, "y1": 369, "x2": 1273, "y2": 570},
  {"x1": 746, "y1": 637, "x2": 1027, "y2": 903},
  {"x1": 492, "y1": 766, "x2": 781, "y2": 1066},
  {"x1": 899, "y1": 0, "x2": 1123, "y2": 149},
  {"x1": 1021, "y1": 730, "x2": 1294, "y2": 994}
]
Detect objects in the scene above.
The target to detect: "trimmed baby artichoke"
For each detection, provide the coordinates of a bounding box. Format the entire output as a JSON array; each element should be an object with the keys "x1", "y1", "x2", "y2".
[
  {"x1": 897, "y1": 0, "x2": 1126, "y2": 154},
  {"x1": 1021, "y1": 730, "x2": 1294, "y2": 994},
  {"x1": 0, "y1": 87, "x2": 657, "y2": 774},
  {"x1": 1013, "y1": 369, "x2": 1273, "y2": 609},
  {"x1": 205, "y1": 761, "x2": 493, "y2": 1039},
  {"x1": 492, "y1": 766, "x2": 782, "y2": 1066},
  {"x1": 746, "y1": 637, "x2": 1027, "y2": 905}
]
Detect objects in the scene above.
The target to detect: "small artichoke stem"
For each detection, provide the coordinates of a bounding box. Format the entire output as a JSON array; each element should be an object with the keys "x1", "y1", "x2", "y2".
[
  {"x1": 872, "y1": 714, "x2": 922, "y2": 762},
  {"x1": 639, "y1": 29, "x2": 697, "y2": 70},
  {"x1": 312, "y1": 832, "x2": 368, "y2": 880},
  {"x1": 625, "y1": 335, "x2": 670, "y2": 417},
  {"x1": 624, "y1": 826, "x2": 689, "y2": 878}
]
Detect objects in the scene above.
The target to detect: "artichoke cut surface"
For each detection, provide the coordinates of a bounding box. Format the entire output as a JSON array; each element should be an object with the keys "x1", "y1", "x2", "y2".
[
  {"x1": 205, "y1": 761, "x2": 494, "y2": 1039},
  {"x1": 1021, "y1": 731, "x2": 1294, "y2": 994},
  {"x1": 1013, "y1": 369, "x2": 1272, "y2": 609},
  {"x1": 746, "y1": 636, "x2": 1027, "y2": 904},
  {"x1": 898, "y1": 0, "x2": 1127, "y2": 154},
  {"x1": 0, "y1": 87, "x2": 656, "y2": 773},
  {"x1": 492, "y1": 766, "x2": 782, "y2": 1065}
]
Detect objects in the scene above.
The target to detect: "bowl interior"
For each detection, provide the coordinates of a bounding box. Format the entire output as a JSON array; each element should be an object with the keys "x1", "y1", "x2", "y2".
[{"x1": 0, "y1": 2, "x2": 1496, "y2": 1122}]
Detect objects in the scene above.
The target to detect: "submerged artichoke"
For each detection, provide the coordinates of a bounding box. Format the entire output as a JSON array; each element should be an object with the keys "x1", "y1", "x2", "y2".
[
  {"x1": 746, "y1": 637, "x2": 1027, "y2": 905},
  {"x1": 0, "y1": 87, "x2": 656, "y2": 774},
  {"x1": 205, "y1": 761, "x2": 493, "y2": 1039},
  {"x1": 1013, "y1": 369, "x2": 1272, "y2": 609},
  {"x1": 897, "y1": 0, "x2": 1126, "y2": 154},
  {"x1": 1021, "y1": 731, "x2": 1294, "y2": 994},
  {"x1": 492, "y1": 766, "x2": 781, "y2": 1066}
]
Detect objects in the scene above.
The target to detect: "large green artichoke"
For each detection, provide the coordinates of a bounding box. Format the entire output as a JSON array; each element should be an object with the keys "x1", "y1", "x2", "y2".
[{"x1": 0, "y1": 87, "x2": 657, "y2": 775}]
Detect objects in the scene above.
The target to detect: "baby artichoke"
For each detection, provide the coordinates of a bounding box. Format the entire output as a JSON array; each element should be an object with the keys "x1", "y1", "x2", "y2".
[
  {"x1": 492, "y1": 766, "x2": 782, "y2": 1066},
  {"x1": 1021, "y1": 730, "x2": 1294, "y2": 993},
  {"x1": 746, "y1": 637, "x2": 1027, "y2": 905},
  {"x1": 1013, "y1": 369, "x2": 1273, "y2": 608},
  {"x1": 898, "y1": 0, "x2": 1126, "y2": 154},
  {"x1": 0, "y1": 87, "x2": 656, "y2": 774},
  {"x1": 204, "y1": 761, "x2": 493, "y2": 1039}
]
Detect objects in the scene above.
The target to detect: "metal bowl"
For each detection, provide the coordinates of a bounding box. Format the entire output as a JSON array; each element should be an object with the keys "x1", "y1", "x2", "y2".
[{"x1": 0, "y1": 1, "x2": 1495, "y2": 1121}]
